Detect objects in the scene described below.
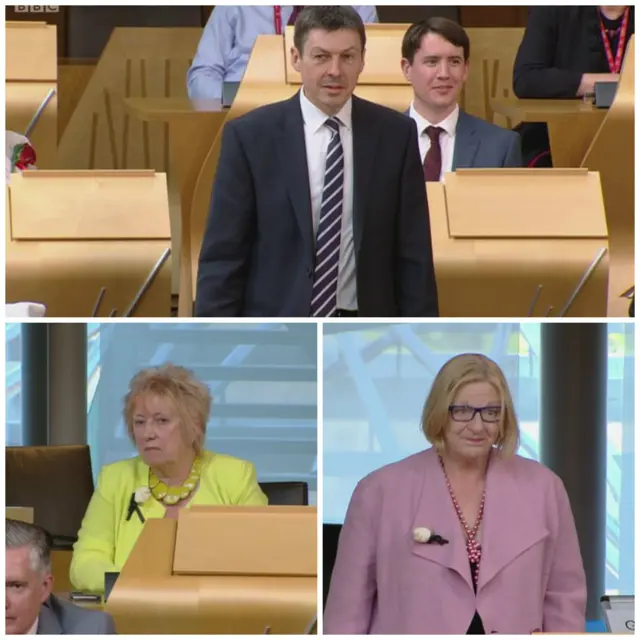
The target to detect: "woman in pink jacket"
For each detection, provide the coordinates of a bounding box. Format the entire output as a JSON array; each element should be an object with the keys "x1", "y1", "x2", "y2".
[{"x1": 324, "y1": 353, "x2": 587, "y2": 634}]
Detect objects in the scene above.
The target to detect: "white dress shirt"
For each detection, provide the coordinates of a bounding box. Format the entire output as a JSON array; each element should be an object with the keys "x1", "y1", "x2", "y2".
[
  {"x1": 27, "y1": 617, "x2": 38, "y2": 634},
  {"x1": 299, "y1": 89, "x2": 356, "y2": 311},
  {"x1": 409, "y1": 103, "x2": 460, "y2": 181}
]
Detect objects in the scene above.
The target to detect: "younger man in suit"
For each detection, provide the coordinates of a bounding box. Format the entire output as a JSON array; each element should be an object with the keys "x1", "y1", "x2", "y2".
[
  {"x1": 401, "y1": 18, "x2": 522, "y2": 181},
  {"x1": 6, "y1": 519, "x2": 115, "y2": 634},
  {"x1": 196, "y1": 6, "x2": 438, "y2": 317}
]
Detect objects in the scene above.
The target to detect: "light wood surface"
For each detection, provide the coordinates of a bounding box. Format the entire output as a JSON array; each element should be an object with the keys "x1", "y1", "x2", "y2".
[
  {"x1": 58, "y1": 62, "x2": 96, "y2": 139},
  {"x1": 463, "y1": 28, "x2": 524, "y2": 127},
  {"x1": 491, "y1": 98, "x2": 606, "y2": 167},
  {"x1": 6, "y1": 173, "x2": 172, "y2": 317},
  {"x1": 11, "y1": 170, "x2": 170, "y2": 240},
  {"x1": 56, "y1": 27, "x2": 202, "y2": 172},
  {"x1": 6, "y1": 21, "x2": 57, "y2": 81},
  {"x1": 6, "y1": 506, "x2": 34, "y2": 523},
  {"x1": 52, "y1": 550, "x2": 74, "y2": 593},
  {"x1": 107, "y1": 515, "x2": 316, "y2": 634},
  {"x1": 123, "y1": 97, "x2": 227, "y2": 310},
  {"x1": 173, "y1": 507, "x2": 316, "y2": 577},
  {"x1": 428, "y1": 171, "x2": 609, "y2": 318},
  {"x1": 56, "y1": 27, "x2": 202, "y2": 295},
  {"x1": 6, "y1": 22, "x2": 58, "y2": 169},
  {"x1": 581, "y1": 35, "x2": 635, "y2": 317}
]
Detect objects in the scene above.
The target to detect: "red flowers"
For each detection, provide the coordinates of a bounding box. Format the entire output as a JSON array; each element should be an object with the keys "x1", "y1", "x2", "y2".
[{"x1": 12, "y1": 142, "x2": 37, "y2": 171}]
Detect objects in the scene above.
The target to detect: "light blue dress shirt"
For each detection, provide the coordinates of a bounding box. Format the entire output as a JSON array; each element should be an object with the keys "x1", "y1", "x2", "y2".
[{"x1": 187, "y1": 6, "x2": 379, "y2": 99}]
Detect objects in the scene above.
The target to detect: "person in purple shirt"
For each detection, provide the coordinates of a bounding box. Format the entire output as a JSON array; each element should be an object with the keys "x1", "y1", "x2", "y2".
[{"x1": 187, "y1": 5, "x2": 378, "y2": 100}]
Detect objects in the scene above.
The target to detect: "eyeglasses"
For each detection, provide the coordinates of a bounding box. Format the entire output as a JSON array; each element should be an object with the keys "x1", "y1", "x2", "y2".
[{"x1": 449, "y1": 405, "x2": 502, "y2": 423}]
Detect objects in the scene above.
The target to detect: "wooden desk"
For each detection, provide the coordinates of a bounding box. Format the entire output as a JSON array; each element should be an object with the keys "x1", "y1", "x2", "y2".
[
  {"x1": 491, "y1": 98, "x2": 606, "y2": 167},
  {"x1": 124, "y1": 97, "x2": 227, "y2": 315}
]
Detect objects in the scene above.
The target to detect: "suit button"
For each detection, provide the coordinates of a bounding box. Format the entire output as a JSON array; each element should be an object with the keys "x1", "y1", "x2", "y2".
[{"x1": 307, "y1": 268, "x2": 313, "y2": 279}]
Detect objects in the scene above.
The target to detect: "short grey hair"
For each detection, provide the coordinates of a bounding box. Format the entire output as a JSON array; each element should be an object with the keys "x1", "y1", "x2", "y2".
[{"x1": 6, "y1": 519, "x2": 52, "y2": 574}]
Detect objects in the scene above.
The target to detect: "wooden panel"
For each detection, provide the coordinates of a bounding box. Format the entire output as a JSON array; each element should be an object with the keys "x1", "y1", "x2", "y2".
[
  {"x1": 10, "y1": 170, "x2": 170, "y2": 240},
  {"x1": 56, "y1": 27, "x2": 202, "y2": 171},
  {"x1": 581, "y1": 35, "x2": 634, "y2": 317},
  {"x1": 460, "y1": 6, "x2": 528, "y2": 27},
  {"x1": 462, "y1": 28, "x2": 524, "y2": 125},
  {"x1": 6, "y1": 21, "x2": 58, "y2": 168},
  {"x1": 52, "y1": 550, "x2": 73, "y2": 592},
  {"x1": 6, "y1": 21, "x2": 57, "y2": 81},
  {"x1": 58, "y1": 61, "x2": 96, "y2": 139},
  {"x1": 5, "y1": 6, "x2": 68, "y2": 57}
]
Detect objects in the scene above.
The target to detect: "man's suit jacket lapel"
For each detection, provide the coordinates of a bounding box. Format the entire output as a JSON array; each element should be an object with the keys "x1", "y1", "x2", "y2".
[
  {"x1": 351, "y1": 96, "x2": 380, "y2": 257},
  {"x1": 275, "y1": 93, "x2": 314, "y2": 253},
  {"x1": 452, "y1": 110, "x2": 480, "y2": 170},
  {"x1": 37, "y1": 597, "x2": 64, "y2": 634}
]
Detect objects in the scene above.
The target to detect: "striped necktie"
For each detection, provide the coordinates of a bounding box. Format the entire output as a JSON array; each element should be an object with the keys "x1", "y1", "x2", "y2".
[{"x1": 310, "y1": 117, "x2": 344, "y2": 317}]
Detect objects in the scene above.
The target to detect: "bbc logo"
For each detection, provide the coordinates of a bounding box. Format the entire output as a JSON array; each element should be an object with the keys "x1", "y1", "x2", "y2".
[{"x1": 15, "y1": 5, "x2": 60, "y2": 12}]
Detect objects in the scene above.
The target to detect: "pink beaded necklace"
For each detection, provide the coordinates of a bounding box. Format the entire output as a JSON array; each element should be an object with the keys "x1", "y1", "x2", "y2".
[{"x1": 439, "y1": 455, "x2": 486, "y2": 587}]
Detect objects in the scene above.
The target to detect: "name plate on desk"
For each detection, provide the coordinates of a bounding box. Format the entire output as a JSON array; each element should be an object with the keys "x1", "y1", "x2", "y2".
[
  {"x1": 173, "y1": 506, "x2": 317, "y2": 577},
  {"x1": 444, "y1": 170, "x2": 608, "y2": 239},
  {"x1": 8, "y1": 170, "x2": 170, "y2": 241}
]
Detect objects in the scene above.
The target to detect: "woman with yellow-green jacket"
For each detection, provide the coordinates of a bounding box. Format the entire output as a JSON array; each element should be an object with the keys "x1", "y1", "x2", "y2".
[{"x1": 71, "y1": 364, "x2": 267, "y2": 594}]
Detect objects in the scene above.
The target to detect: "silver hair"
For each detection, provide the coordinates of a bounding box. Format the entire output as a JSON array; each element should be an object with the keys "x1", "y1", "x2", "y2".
[{"x1": 6, "y1": 519, "x2": 52, "y2": 575}]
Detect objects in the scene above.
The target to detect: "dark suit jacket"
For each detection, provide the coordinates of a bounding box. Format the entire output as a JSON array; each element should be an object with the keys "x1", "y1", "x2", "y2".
[
  {"x1": 452, "y1": 110, "x2": 522, "y2": 168},
  {"x1": 513, "y1": 7, "x2": 635, "y2": 98},
  {"x1": 406, "y1": 108, "x2": 522, "y2": 169},
  {"x1": 195, "y1": 92, "x2": 439, "y2": 317},
  {"x1": 37, "y1": 594, "x2": 116, "y2": 634}
]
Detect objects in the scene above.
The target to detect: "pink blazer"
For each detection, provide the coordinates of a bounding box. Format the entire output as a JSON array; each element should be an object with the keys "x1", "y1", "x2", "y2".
[{"x1": 324, "y1": 447, "x2": 586, "y2": 634}]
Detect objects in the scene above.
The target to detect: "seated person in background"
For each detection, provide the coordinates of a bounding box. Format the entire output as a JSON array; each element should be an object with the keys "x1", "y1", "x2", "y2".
[
  {"x1": 187, "y1": 5, "x2": 379, "y2": 100},
  {"x1": 512, "y1": 6, "x2": 634, "y2": 166},
  {"x1": 71, "y1": 364, "x2": 267, "y2": 594},
  {"x1": 6, "y1": 519, "x2": 115, "y2": 634},
  {"x1": 401, "y1": 18, "x2": 522, "y2": 181}
]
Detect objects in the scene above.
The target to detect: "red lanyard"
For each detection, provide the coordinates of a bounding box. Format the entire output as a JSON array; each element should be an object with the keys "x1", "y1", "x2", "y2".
[
  {"x1": 599, "y1": 7, "x2": 629, "y2": 73},
  {"x1": 274, "y1": 6, "x2": 283, "y2": 35}
]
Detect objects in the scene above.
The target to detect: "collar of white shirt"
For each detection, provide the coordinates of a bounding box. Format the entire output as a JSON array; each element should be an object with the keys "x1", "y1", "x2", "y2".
[
  {"x1": 27, "y1": 617, "x2": 39, "y2": 634},
  {"x1": 409, "y1": 102, "x2": 459, "y2": 138},
  {"x1": 299, "y1": 89, "x2": 353, "y2": 133}
]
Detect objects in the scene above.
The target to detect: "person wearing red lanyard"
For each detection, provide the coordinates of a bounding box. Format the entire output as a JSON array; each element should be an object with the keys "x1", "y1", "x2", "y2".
[
  {"x1": 513, "y1": 6, "x2": 633, "y2": 99},
  {"x1": 324, "y1": 353, "x2": 587, "y2": 634},
  {"x1": 187, "y1": 5, "x2": 378, "y2": 100},
  {"x1": 511, "y1": 7, "x2": 633, "y2": 167}
]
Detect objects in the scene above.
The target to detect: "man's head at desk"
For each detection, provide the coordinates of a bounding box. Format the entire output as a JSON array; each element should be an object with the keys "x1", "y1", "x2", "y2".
[
  {"x1": 290, "y1": 5, "x2": 366, "y2": 116},
  {"x1": 6, "y1": 519, "x2": 115, "y2": 634},
  {"x1": 6, "y1": 519, "x2": 53, "y2": 634},
  {"x1": 401, "y1": 17, "x2": 470, "y2": 124}
]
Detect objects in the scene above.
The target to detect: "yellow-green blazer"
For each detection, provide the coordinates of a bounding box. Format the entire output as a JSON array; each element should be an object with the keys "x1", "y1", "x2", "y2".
[{"x1": 70, "y1": 451, "x2": 267, "y2": 593}]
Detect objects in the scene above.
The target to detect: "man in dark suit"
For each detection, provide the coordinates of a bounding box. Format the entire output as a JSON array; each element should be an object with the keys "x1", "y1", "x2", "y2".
[
  {"x1": 6, "y1": 519, "x2": 115, "y2": 634},
  {"x1": 195, "y1": 6, "x2": 439, "y2": 317},
  {"x1": 401, "y1": 18, "x2": 522, "y2": 181}
]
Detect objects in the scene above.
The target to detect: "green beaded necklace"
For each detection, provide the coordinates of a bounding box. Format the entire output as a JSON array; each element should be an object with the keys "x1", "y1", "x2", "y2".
[{"x1": 148, "y1": 456, "x2": 202, "y2": 506}]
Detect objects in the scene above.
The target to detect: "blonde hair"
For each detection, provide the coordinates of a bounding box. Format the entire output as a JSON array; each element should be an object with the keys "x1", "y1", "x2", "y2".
[
  {"x1": 420, "y1": 353, "x2": 520, "y2": 457},
  {"x1": 123, "y1": 364, "x2": 211, "y2": 455}
]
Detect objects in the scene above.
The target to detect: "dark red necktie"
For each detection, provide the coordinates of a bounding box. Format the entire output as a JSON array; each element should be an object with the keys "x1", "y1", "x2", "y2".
[
  {"x1": 288, "y1": 6, "x2": 303, "y2": 25},
  {"x1": 423, "y1": 126, "x2": 444, "y2": 182}
]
